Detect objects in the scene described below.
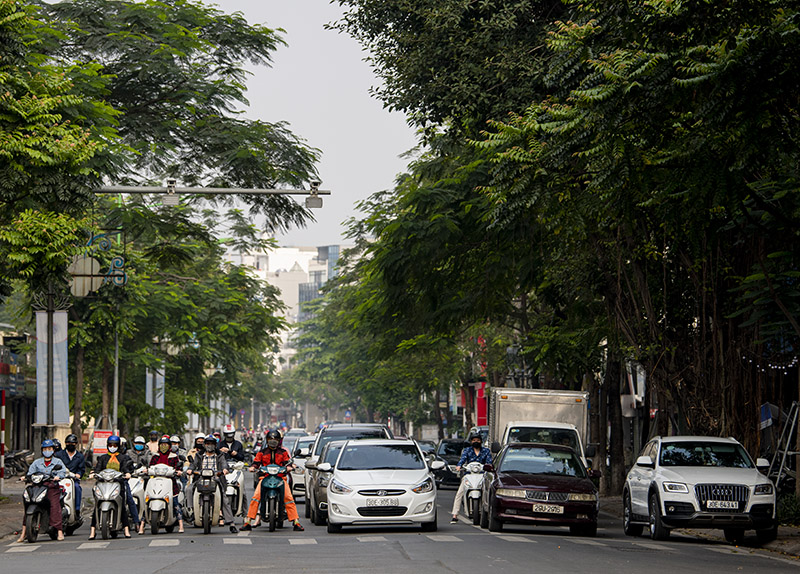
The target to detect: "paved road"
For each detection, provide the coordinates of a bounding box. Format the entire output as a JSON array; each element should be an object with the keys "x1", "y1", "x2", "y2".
[{"x1": 2, "y1": 489, "x2": 798, "y2": 573}]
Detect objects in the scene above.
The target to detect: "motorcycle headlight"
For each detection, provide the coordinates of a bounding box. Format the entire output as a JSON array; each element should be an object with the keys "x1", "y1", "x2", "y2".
[
  {"x1": 330, "y1": 479, "x2": 353, "y2": 495},
  {"x1": 662, "y1": 482, "x2": 689, "y2": 494},
  {"x1": 33, "y1": 490, "x2": 48, "y2": 503},
  {"x1": 93, "y1": 486, "x2": 103, "y2": 498},
  {"x1": 23, "y1": 490, "x2": 30, "y2": 502},
  {"x1": 755, "y1": 483, "x2": 774, "y2": 495},
  {"x1": 568, "y1": 492, "x2": 598, "y2": 502},
  {"x1": 496, "y1": 488, "x2": 526, "y2": 499},
  {"x1": 412, "y1": 478, "x2": 434, "y2": 494}
]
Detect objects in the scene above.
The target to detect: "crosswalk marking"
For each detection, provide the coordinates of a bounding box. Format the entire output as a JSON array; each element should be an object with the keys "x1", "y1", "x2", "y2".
[
  {"x1": 569, "y1": 539, "x2": 606, "y2": 546},
  {"x1": 633, "y1": 542, "x2": 672, "y2": 551},
  {"x1": 357, "y1": 536, "x2": 387, "y2": 542},
  {"x1": 288, "y1": 538, "x2": 317, "y2": 545},
  {"x1": 495, "y1": 535, "x2": 535, "y2": 543},
  {"x1": 426, "y1": 535, "x2": 462, "y2": 542},
  {"x1": 237, "y1": 531, "x2": 251, "y2": 537},
  {"x1": 149, "y1": 539, "x2": 180, "y2": 547},
  {"x1": 6, "y1": 545, "x2": 40, "y2": 553},
  {"x1": 77, "y1": 542, "x2": 110, "y2": 550},
  {"x1": 223, "y1": 537, "x2": 252, "y2": 545}
]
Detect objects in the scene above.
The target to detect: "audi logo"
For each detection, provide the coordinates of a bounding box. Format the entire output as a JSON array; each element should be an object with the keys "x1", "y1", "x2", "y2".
[{"x1": 712, "y1": 488, "x2": 732, "y2": 497}]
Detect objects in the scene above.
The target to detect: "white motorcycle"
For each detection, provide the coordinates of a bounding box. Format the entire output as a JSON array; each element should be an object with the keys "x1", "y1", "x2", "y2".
[
  {"x1": 225, "y1": 460, "x2": 246, "y2": 517},
  {"x1": 128, "y1": 467, "x2": 147, "y2": 526},
  {"x1": 145, "y1": 463, "x2": 182, "y2": 534},
  {"x1": 460, "y1": 461, "x2": 485, "y2": 525},
  {"x1": 60, "y1": 472, "x2": 83, "y2": 536}
]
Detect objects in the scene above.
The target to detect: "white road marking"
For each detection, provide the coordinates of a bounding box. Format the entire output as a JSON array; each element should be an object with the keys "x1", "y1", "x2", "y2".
[
  {"x1": 426, "y1": 535, "x2": 462, "y2": 542},
  {"x1": 633, "y1": 542, "x2": 673, "y2": 551},
  {"x1": 223, "y1": 537, "x2": 252, "y2": 545},
  {"x1": 704, "y1": 546, "x2": 738, "y2": 554},
  {"x1": 77, "y1": 542, "x2": 110, "y2": 550},
  {"x1": 148, "y1": 539, "x2": 180, "y2": 547},
  {"x1": 569, "y1": 539, "x2": 606, "y2": 546},
  {"x1": 6, "y1": 545, "x2": 40, "y2": 553},
  {"x1": 288, "y1": 538, "x2": 317, "y2": 545},
  {"x1": 496, "y1": 535, "x2": 536, "y2": 543},
  {"x1": 237, "y1": 531, "x2": 251, "y2": 537},
  {"x1": 357, "y1": 536, "x2": 388, "y2": 542}
]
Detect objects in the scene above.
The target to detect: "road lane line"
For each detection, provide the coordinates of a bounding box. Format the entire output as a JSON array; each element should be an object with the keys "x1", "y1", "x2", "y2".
[
  {"x1": 357, "y1": 536, "x2": 387, "y2": 542},
  {"x1": 77, "y1": 542, "x2": 110, "y2": 550},
  {"x1": 149, "y1": 539, "x2": 180, "y2": 547},
  {"x1": 223, "y1": 537, "x2": 252, "y2": 545},
  {"x1": 6, "y1": 545, "x2": 40, "y2": 553},
  {"x1": 496, "y1": 535, "x2": 536, "y2": 543},
  {"x1": 288, "y1": 538, "x2": 317, "y2": 545},
  {"x1": 426, "y1": 535, "x2": 462, "y2": 542},
  {"x1": 633, "y1": 542, "x2": 673, "y2": 551}
]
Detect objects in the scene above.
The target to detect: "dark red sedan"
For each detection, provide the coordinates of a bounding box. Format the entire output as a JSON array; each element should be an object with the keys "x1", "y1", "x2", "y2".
[{"x1": 480, "y1": 442, "x2": 600, "y2": 536}]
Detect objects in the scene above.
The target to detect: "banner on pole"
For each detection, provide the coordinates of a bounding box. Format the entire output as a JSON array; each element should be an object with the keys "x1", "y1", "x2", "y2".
[
  {"x1": 35, "y1": 311, "x2": 69, "y2": 425},
  {"x1": 145, "y1": 364, "x2": 165, "y2": 410}
]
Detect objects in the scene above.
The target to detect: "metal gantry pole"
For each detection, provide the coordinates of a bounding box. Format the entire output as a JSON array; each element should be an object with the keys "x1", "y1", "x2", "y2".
[
  {"x1": 46, "y1": 288, "x2": 54, "y2": 428},
  {"x1": 1, "y1": 389, "x2": 5, "y2": 495},
  {"x1": 112, "y1": 327, "x2": 119, "y2": 433}
]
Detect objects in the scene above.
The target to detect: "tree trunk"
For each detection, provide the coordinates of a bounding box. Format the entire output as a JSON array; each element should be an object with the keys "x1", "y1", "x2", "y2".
[
  {"x1": 461, "y1": 378, "x2": 474, "y2": 429},
  {"x1": 71, "y1": 345, "x2": 85, "y2": 439},
  {"x1": 607, "y1": 356, "x2": 625, "y2": 495},
  {"x1": 99, "y1": 357, "x2": 111, "y2": 429},
  {"x1": 598, "y1": 372, "x2": 610, "y2": 495},
  {"x1": 434, "y1": 388, "x2": 445, "y2": 440},
  {"x1": 118, "y1": 360, "x2": 128, "y2": 436}
]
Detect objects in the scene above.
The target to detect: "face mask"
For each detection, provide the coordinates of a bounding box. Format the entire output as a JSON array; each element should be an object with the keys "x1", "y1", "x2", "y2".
[
  {"x1": 170, "y1": 444, "x2": 178, "y2": 453},
  {"x1": 205, "y1": 444, "x2": 216, "y2": 452},
  {"x1": 108, "y1": 446, "x2": 119, "y2": 454},
  {"x1": 159, "y1": 443, "x2": 169, "y2": 453},
  {"x1": 194, "y1": 443, "x2": 203, "y2": 451},
  {"x1": 134, "y1": 443, "x2": 144, "y2": 451},
  {"x1": 471, "y1": 441, "x2": 481, "y2": 448},
  {"x1": 267, "y1": 440, "x2": 279, "y2": 449},
  {"x1": 42, "y1": 449, "x2": 54, "y2": 458},
  {"x1": 66, "y1": 444, "x2": 77, "y2": 453}
]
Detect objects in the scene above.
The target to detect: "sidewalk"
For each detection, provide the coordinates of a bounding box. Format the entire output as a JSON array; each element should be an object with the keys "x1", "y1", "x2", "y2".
[
  {"x1": 599, "y1": 495, "x2": 800, "y2": 558},
  {"x1": 0, "y1": 480, "x2": 25, "y2": 542}
]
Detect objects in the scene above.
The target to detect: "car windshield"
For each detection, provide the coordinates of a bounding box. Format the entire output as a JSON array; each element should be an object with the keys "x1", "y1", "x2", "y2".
[
  {"x1": 283, "y1": 437, "x2": 298, "y2": 454},
  {"x1": 417, "y1": 441, "x2": 436, "y2": 455},
  {"x1": 498, "y1": 446, "x2": 586, "y2": 478},
  {"x1": 337, "y1": 444, "x2": 424, "y2": 471},
  {"x1": 438, "y1": 441, "x2": 465, "y2": 457},
  {"x1": 314, "y1": 429, "x2": 387, "y2": 456},
  {"x1": 659, "y1": 442, "x2": 754, "y2": 468},
  {"x1": 322, "y1": 444, "x2": 344, "y2": 465},
  {"x1": 507, "y1": 427, "x2": 579, "y2": 452}
]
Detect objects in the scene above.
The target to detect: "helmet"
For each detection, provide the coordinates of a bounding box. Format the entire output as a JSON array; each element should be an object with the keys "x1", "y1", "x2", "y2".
[
  {"x1": 204, "y1": 434, "x2": 217, "y2": 444},
  {"x1": 52, "y1": 438, "x2": 62, "y2": 451},
  {"x1": 41, "y1": 439, "x2": 55, "y2": 449},
  {"x1": 223, "y1": 424, "x2": 235, "y2": 440},
  {"x1": 213, "y1": 431, "x2": 221, "y2": 439},
  {"x1": 149, "y1": 430, "x2": 159, "y2": 439},
  {"x1": 265, "y1": 429, "x2": 281, "y2": 449},
  {"x1": 195, "y1": 432, "x2": 205, "y2": 440},
  {"x1": 134, "y1": 435, "x2": 146, "y2": 444},
  {"x1": 170, "y1": 434, "x2": 180, "y2": 444},
  {"x1": 158, "y1": 435, "x2": 171, "y2": 444},
  {"x1": 65, "y1": 433, "x2": 78, "y2": 443},
  {"x1": 107, "y1": 435, "x2": 121, "y2": 445},
  {"x1": 467, "y1": 430, "x2": 482, "y2": 443}
]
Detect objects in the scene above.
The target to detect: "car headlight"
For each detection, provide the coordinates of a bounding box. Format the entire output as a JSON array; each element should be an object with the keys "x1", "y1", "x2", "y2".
[
  {"x1": 330, "y1": 479, "x2": 353, "y2": 495},
  {"x1": 755, "y1": 483, "x2": 774, "y2": 495},
  {"x1": 568, "y1": 492, "x2": 598, "y2": 502},
  {"x1": 496, "y1": 488, "x2": 526, "y2": 499},
  {"x1": 662, "y1": 482, "x2": 689, "y2": 494},
  {"x1": 412, "y1": 478, "x2": 434, "y2": 494}
]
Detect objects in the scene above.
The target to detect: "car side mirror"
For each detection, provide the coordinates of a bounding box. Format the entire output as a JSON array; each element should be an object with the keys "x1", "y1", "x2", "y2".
[
  {"x1": 430, "y1": 460, "x2": 445, "y2": 471},
  {"x1": 316, "y1": 462, "x2": 332, "y2": 472},
  {"x1": 756, "y1": 458, "x2": 770, "y2": 471},
  {"x1": 298, "y1": 447, "x2": 310, "y2": 457},
  {"x1": 636, "y1": 455, "x2": 654, "y2": 468},
  {"x1": 483, "y1": 464, "x2": 495, "y2": 473},
  {"x1": 490, "y1": 442, "x2": 501, "y2": 454},
  {"x1": 585, "y1": 444, "x2": 597, "y2": 458},
  {"x1": 588, "y1": 469, "x2": 602, "y2": 479}
]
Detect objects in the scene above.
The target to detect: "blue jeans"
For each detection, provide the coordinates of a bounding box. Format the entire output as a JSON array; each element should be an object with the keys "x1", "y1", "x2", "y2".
[
  {"x1": 124, "y1": 482, "x2": 140, "y2": 526},
  {"x1": 74, "y1": 480, "x2": 82, "y2": 514}
]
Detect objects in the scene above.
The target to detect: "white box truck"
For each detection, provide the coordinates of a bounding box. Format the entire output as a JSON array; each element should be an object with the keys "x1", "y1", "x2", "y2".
[{"x1": 488, "y1": 388, "x2": 595, "y2": 466}]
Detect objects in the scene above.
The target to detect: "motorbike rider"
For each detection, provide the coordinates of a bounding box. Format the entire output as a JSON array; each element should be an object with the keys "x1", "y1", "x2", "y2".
[
  {"x1": 148, "y1": 435, "x2": 185, "y2": 534},
  {"x1": 450, "y1": 431, "x2": 492, "y2": 523},
  {"x1": 88, "y1": 435, "x2": 136, "y2": 539},
  {"x1": 187, "y1": 433, "x2": 206, "y2": 465},
  {"x1": 241, "y1": 429, "x2": 304, "y2": 531},
  {"x1": 16, "y1": 439, "x2": 67, "y2": 542},
  {"x1": 55, "y1": 433, "x2": 86, "y2": 516},
  {"x1": 185, "y1": 435, "x2": 238, "y2": 533},
  {"x1": 147, "y1": 430, "x2": 160, "y2": 454},
  {"x1": 130, "y1": 435, "x2": 152, "y2": 468},
  {"x1": 219, "y1": 424, "x2": 244, "y2": 462}
]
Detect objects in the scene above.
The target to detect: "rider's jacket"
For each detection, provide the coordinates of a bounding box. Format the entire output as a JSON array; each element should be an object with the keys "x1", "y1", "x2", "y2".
[
  {"x1": 457, "y1": 446, "x2": 492, "y2": 468},
  {"x1": 55, "y1": 449, "x2": 85, "y2": 477},
  {"x1": 252, "y1": 447, "x2": 290, "y2": 476},
  {"x1": 27, "y1": 457, "x2": 67, "y2": 479},
  {"x1": 220, "y1": 439, "x2": 245, "y2": 461}
]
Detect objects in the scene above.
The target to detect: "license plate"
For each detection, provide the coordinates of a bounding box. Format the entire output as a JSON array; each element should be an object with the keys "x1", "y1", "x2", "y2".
[
  {"x1": 707, "y1": 500, "x2": 738, "y2": 510},
  {"x1": 366, "y1": 497, "x2": 399, "y2": 507},
  {"x1": 532, "y1": 503, "x2": 564, "y2": 514}
]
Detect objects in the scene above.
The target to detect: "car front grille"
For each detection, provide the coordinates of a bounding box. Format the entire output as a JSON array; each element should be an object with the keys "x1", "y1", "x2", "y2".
[
  {"x1": 525, "y1": 491, "x2": 568, "y2": 502},
  {"x1": 357, "y1": 489, "x2": 406, "y2": 496},
  {"x1": 694, "y1": 483, "x2": 749, "y2": 512},
  {"x1": 357, "y1": 506, "x2": 408, "y2": 517}
]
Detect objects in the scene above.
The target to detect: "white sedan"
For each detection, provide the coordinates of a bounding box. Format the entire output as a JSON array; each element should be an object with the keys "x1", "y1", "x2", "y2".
[{"x1": 322, "y1": 439, "x2": 444, "y2": 533}]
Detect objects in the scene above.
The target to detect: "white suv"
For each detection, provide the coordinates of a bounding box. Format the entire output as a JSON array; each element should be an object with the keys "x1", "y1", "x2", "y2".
[{"x1": 623, "y1": 436, "x2": 776, "y2": 544}]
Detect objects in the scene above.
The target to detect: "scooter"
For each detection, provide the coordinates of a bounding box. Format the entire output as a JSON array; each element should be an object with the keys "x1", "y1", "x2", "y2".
[
  {"x1": 225, "y1": 460, "x2": 246, "y2": 517},
  {"x1": 258, "y1": 463, "x2": 288, "y2": 532},
  {"x1": 128, "y1": 466, "x2": 147, "y2": 526},
  {"x1": 92, "y1": 468, "x2": 128, "y2": 539},
  {"x1": 22, "y1": 472, "x2": 67, "y2": 542},
  {"x1": 192, "y1": 469, "x2": 222, "y2": 534},
  {"x1": 460, "y1": 461, "x2": 485, "y2": 525},
  {"x1": 60, "y1": 473, "x2": 83, "y2": 535},
  {"x1": 145, "y1": 464, "x2": 181, "y2": 534}
]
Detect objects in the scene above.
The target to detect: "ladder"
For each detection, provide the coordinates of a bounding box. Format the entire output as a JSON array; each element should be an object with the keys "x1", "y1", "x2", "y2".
[{"x1": 768, "y1": 401, "x2": 799, "y2": 490}]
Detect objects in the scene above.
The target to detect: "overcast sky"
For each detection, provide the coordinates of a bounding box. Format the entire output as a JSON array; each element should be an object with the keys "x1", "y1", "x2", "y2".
[{"x1": 212, "y1": 0, "x2": 418, "y2": 247}]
